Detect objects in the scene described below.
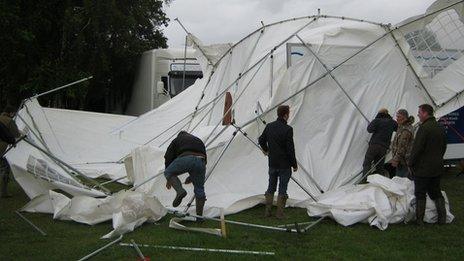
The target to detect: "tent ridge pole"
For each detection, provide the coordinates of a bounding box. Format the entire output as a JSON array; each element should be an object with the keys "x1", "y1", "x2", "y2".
[{"x1": 387, "y1": 31, "x2": 438, "y2": 107}]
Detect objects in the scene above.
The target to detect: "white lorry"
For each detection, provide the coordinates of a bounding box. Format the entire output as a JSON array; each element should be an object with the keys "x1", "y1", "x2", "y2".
[{"x1": 125, "y1": 48, "x2": 203, "y2": 116}]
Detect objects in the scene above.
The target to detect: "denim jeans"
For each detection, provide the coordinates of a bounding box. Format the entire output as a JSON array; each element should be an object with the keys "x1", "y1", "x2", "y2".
[
  {"x1": 266, "y1": 168, "x2": 291, "y2": 196},
  {"x1": 164, "y1": 155, "x2": 206, "y2": 198}
]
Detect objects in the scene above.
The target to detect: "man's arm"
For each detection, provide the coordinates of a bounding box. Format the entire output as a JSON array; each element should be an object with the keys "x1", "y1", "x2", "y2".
[
  {"x1": 164, "y1": 138, "x2": 177, "y2": 168},
  {"x1": 408, "y1": 126, "x2": 426, "y2": 168},
  {"x1": 367, "y1": 119, "x2": 377, "y2": 133},
  {"x1": 286, "y1": 128, "x2": 297, "y2": 169},
  {"x1": 8, "y1": 119, "x2": 20, "y2": 138},
  {"x1": 258, "y1": 126, "x2": 269, "y2": 154}
]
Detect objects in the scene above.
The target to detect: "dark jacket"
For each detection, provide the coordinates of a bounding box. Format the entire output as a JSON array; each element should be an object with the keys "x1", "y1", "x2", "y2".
[
  {"x1": 409, "y1": 117, "x2": 447, "y2": 177},
  {"x1": 164, "y1": 132, "x2": 207, "y2": 168},
  {"x1": 258, "y1": 118, "x2": 297, "y2": 169},
  {"x1": 0, "y1": 114, "x2": 20, "y2": 155},
  {"x1": 367, "y1": 112, "x2": 398, "y2": 148}
]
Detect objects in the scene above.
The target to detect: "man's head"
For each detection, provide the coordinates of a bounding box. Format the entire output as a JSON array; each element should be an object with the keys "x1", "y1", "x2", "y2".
[
  {"x1": 277, "y1": 105, "x2": 290, "y2": 121},
  {"x1": 418, "y1": 104, "x2": 434, "y2": 123},
  {"x1": 3, "y1": 105, "x2": 16, "y2": 118}
]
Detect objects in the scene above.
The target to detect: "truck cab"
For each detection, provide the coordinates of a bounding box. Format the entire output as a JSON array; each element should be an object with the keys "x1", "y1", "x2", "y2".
[{"x1": 125, "y1": 48, "x2": 203, "y2": 116}]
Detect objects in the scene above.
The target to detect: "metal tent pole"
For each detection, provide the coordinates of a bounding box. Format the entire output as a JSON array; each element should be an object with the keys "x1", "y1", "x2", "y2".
[
  {"x1": 130, "y1": 239, "x2": 145, "y2": 259},
  {"x1": 31, "y1": 76, "x2": 93, "y2": 100},
  {"x1": 15, "y1": 210, "x2": 47, "y2": 236},
  {"x1": 120, "y1": 242, "x2": 276, "y2": 256},
  {"x1": 231, "y1": 123, "x2": 319, "y2": 201},
  {"x1": 236, "y1": 29, "x2": 393, "y2": 131},
  {"x1": 77, "y1": 235, "x2": 123, "y2": 261},
  {"x1": 23, "y1": 137, "x2": 111, "y2": 195},
  {"x1": 169, "y1": 209, "x2": 299, "y2": 233},
  {"x1": 295, "y1": 34, "x2": 369, "y2": 122},
  {"x1": 204, "y1": 55, "x2": 270, "y2": 144},
  {"x1": 183, "y1": 131, "x2": 237, "y2": 212},
  {"x1": 387, "y1": 31, "x2": 437, "y2": 107}
]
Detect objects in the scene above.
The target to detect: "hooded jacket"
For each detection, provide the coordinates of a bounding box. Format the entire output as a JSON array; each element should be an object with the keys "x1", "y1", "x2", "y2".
[{"x1": 367, "y1": 112, "x2": 398, "y2": 148}]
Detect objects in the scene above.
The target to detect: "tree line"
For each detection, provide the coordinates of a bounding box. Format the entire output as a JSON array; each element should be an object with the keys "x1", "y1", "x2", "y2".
[{"x1": 0, "y1": 0, "x2": 170, "y2": 113}]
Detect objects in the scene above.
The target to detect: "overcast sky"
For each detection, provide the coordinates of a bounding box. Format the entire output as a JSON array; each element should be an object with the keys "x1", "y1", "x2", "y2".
[{"x1": 163, "y1": 0, "x2": 437, "y2": 48}]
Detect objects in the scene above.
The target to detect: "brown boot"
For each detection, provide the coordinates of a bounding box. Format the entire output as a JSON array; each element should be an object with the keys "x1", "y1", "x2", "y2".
[
  {"x1": 275, "y1": 195, "x2": 288, "y2": 219},
  {"x1": 264, "y1": 193, "x2": 274, "y2": 217},
  {"x1": 416, "y1": 199, "x2": 426, "y2": 226},
  {"x1": 195, "y1": 197, "x2": 206, "y2": 222},
  {"x1": 434, "y1": 198, "x2": 446, "y2": 225}
]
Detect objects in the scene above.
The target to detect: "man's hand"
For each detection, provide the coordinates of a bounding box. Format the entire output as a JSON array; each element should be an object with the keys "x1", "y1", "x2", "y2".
[
  {"x1": 185, "y1": 176, "x2": 192, "y2": 184},
  {"x1": 292, "y1": 166, "x2": 298, "y2": 172},
  {"x1": 166, "y1": 180, "x2": 172, "y2": 190}
]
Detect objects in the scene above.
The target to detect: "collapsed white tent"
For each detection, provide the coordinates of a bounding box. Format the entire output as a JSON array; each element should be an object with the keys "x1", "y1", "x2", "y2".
[{"x1": 5, "y1": 0, "x2": 464, "y2": 235}]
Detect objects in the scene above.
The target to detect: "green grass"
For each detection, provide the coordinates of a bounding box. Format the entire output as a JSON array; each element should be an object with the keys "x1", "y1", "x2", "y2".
[{"x1": 1, "y1": 170, "x2": 463, "y2": 260}]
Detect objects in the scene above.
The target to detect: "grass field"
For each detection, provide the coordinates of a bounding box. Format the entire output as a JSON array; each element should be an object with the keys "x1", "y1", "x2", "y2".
[{"x1": 1, "y1": 170, "x2": 463, "y2": 260}]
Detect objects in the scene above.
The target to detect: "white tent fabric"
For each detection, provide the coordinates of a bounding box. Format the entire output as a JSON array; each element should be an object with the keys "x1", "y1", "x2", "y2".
[
  {"x1": 5, "y1": 0, "x2": 462, "y2": 235},
  {"x1": 308, "y1": 175, "x2": 454, "y2": 230}
]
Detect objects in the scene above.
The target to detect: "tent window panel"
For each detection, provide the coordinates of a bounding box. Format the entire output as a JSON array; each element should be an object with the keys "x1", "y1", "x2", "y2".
[{"x1": 403, "y1": 8, "x2": 464, "y2": 79}]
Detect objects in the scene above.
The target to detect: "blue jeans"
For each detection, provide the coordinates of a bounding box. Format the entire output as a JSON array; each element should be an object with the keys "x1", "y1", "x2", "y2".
[
  {"x1": 266, "y1": 168, "x2": 291, "y2": 196},
  {"x1": 164, "y1": 155, "x2": 206, "y2": 198}
]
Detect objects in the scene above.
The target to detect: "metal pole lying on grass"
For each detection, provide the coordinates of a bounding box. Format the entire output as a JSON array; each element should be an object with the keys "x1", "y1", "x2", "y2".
[
  {"x1": 77, "y1": 235, "x2": 123, "y2": 261},
  {"x1": 15, "y1": 210, "x2": 47, "y2": 236},
  {"x1": 120, "y1": 242, "x2": 275, "y2": 256},
  {"x1": 168, "y1": 209, "x2": 300, "y2": 233}
]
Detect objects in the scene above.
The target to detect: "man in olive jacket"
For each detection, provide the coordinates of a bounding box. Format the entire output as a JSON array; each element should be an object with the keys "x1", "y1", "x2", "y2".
[
  {"x1": 409, "y1": 104, "x2": 447, "y2": 225},
  {"x1": 0, "y1": 105, "x2": 20, "y2": 198}
]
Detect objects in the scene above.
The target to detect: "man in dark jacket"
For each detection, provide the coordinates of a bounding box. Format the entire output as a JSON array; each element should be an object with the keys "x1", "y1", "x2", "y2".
[
  {"x1": 409, "y1": 104, "x2": 447, "y2": 225},
  {"x1": 0, "y1": 105, "x2": 20, "y2": 198},
  {"x1": 164, "y1": 131, "x2": 207, "y2": 217},
  {"x1": 258, "y1": 105, "x2": 297, "y2": 219},
  {"x1": 362, "y1": 108, "x2": 398, "y2": 178}
]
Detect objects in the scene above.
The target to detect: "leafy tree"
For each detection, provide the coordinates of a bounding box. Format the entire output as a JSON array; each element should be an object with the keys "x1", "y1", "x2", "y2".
[{"x1": 0, "y1": 0, "x2": 170, "y2": 112}]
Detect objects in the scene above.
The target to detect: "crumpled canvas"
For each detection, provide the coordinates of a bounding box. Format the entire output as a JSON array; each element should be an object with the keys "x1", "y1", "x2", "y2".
[
  {"x1": 307, "y1": 174, "x2": 454, "y2": 230},
  {"x1": 40, "y1": 190, "x2": 167, "y2": 238}
]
